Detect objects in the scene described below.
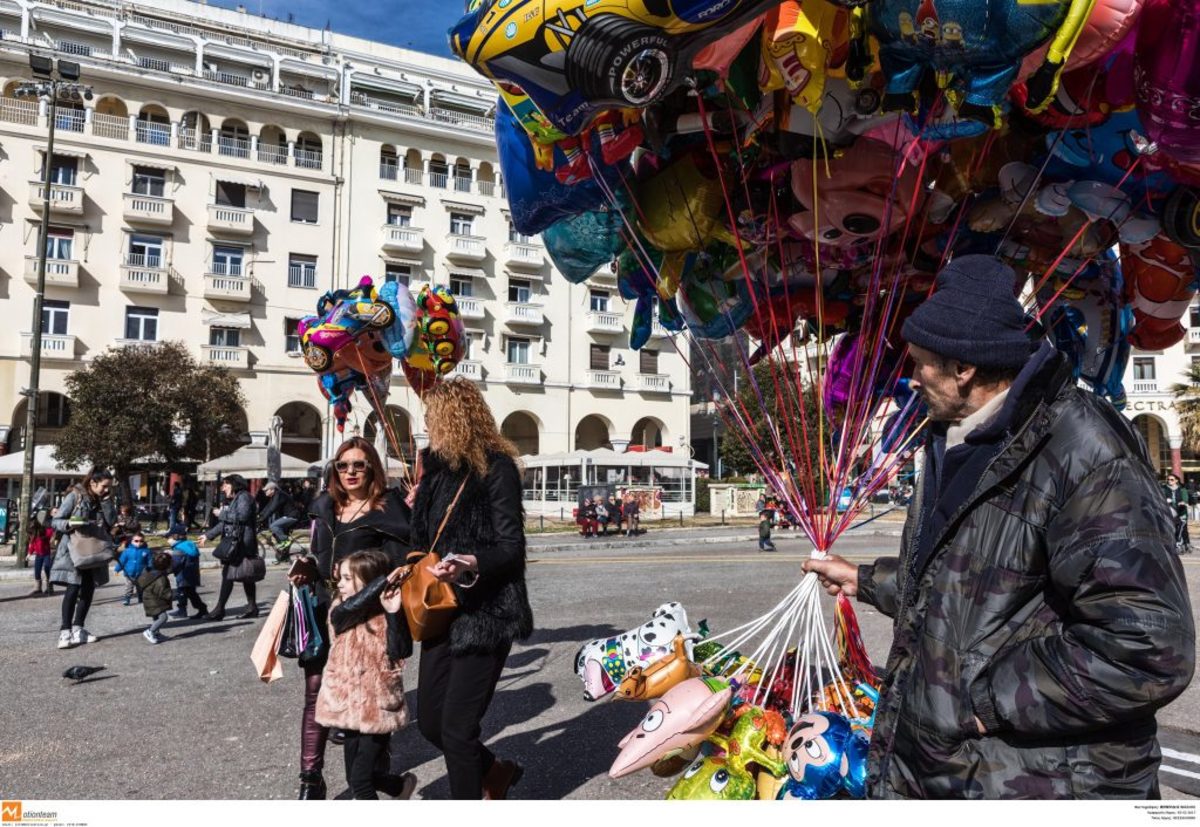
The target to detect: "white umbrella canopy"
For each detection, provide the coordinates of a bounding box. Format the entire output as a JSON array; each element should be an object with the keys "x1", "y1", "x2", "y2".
[
  {"x1": 0, "y1": 445, "x2": 88, "y2": 478},
  {"x1": 197, "y1": 444, "x2": 314, "y2": 482}
]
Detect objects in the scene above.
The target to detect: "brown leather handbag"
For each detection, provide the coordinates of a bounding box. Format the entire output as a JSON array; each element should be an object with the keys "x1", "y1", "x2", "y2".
[{"x1": 401, "y1": 479, "x2": 467, "y2": 642}]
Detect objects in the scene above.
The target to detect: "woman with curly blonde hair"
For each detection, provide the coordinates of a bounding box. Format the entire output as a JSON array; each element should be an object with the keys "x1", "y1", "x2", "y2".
[{"x1": 409, "y1": 378, "x2": 533, "y2": 799}]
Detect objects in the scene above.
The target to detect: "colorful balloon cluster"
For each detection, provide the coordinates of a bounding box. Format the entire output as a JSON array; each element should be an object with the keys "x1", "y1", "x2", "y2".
[
  {"x1": 451, "y1": 0, "x2": 1200, "y2": 414},
  {"x1": 297, "y1": 276, "x2": 465, "y2": 430}
]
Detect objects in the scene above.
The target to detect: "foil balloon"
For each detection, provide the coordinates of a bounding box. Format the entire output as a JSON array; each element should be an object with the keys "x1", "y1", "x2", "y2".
[
  {"x1": 692, "y1": 15, "x2": 766, "y2": 76},
  {"x1": 867, "y1": 0, "x2": 1096, "y2": 138},
  {"x1": 1123, "y1": 236, "x2": 1199, "y2": 349},
  {"x1": 637, "y1": 154, "x2": 726, "y2": 253},
  {"x1": 575, "y1": 602, "x2": 694, "y2": 702},
  {"x1": 1163, "y1": 188, "x2": 1200, "y2": 250},
  {"x1": 543, "y1": 208, "x2": 627, "y2": 284},
  {"x1": 778, "y1": 711, "x2": 869, "y2": 799},
  {"x1": 377, "y1": 280, "x2": 418, "y2": 359},
  {"x1": 1019, "y1": 0, "x2": 1144, "y2": 78},
  {"x1": 616, "y1": 634, "x2": 703, "y2": 702},
  {"x1": 1134, "y1": 0, "x2": 1200, "y2": 165},
  {"x1": 666, "y1": 707, "x2": 788, "y2": 800},
  {"x1": 758, "y1": 0, "x2": 852, "y2": 112},
  {"x1": 403, "y1": 285, "x2": 465, "y2": 395},
  {"x1": 609, "y1": 676, "x2": 733, "y2": 778},
  {"x1": 630, "y1": 294, "x2": 655, "y2": 351},
  {"x1": 298, "y1": 275, "x2": 398, "y2": 376}
]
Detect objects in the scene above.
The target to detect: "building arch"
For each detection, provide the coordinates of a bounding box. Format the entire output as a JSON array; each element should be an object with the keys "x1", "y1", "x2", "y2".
[
  {"x1": 1133, "y1": 414, "x2": 1172, "y2": 476},
  {"x1": 2, "y1": 78, "x2": 27, "y2": 98},
  {"x1": 93, "y1": 95, "x2": 127, "y2": 117},
  {"x1": 574, "y1": 413, "x2": 613, "y2": 451},
  {"x1": 179, "y1": 110, "x2": 211, "y2": 149},
  {"x1": 274, "y1": 401, "x2": 323, "y2": 462},
  {"x1": 631, "y1": 416, "x2": 668, "y2": 450},
  {"x1": 6, "y1": 392, "x2": 72, "y2": 453},
  {"x1": 363, "y1": 405, "x2": 413, "y2": 460},
  {"x1": 501, "y1": 411, "x2": 541, "y2": 456}
]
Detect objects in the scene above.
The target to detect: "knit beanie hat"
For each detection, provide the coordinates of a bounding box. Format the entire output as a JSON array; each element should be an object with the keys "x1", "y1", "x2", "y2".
[{"x1": 901, "y1": 255, "x2": 1033, "y2": 368}]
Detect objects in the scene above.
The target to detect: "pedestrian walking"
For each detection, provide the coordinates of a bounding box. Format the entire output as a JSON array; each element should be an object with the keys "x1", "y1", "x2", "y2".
[
  {"x1": 1164, "y1": 473, "x2": 1192, "y2": 554},
  {"x1": 166, "y1": 525, "x2": 207, "y2": 619},
  {"x1": 137, "y1": 551, "x2": 175, "y2": 644},
  {"x1": 316, "y1": 550, "x2": 414, "y2": 800},
  {"x1": 287, "y1": 436, "x2": 412, "y2": 801},
  {"x1": 168, "y1": 484, "x2": 183, "y2": 529},
  {"x1": 757, "y1": 510, "x2": 777, "y2": 552},
  {"x1": 27, "y1": 511, "x2": 57, "y2": 597},
  {"x1": 114, "y1": 532, "x2": 150, "y2": 606},
  {"x1": 50, "y1": 468, "x2": 117, "y2": 650},
  {"x1": 806, "y1": 256, "x2": 1195, "y2": 799},
  {"x1": 409, "y1": 378, "x2": 533, "y2": 800},
  {"x1": 198, "y1": 474, "x2": 260, "y2": 621},
  {"x1": 622, "y1": 493, "x2": 640, "y2": 537}
]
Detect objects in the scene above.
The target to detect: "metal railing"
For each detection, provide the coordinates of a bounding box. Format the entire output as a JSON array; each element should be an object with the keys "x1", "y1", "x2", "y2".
[
  {"x1": 380, "y1": 162, "x2": 399, "y2": 181},
  {"x1": 124, "y1": 252, "x2": 164, "y2": 269},
  {"x1": 349, "y1": 91, "x2": 423, "y2": 117},
  {"x1": 57, "y1": 40, "x2": 93, "y2": 56},
  {"x1": 404, "y1": 167, "x2": 423, "y2": 185},
  {"x1": 279, "y1": 86, "x2": 317, "y2": 100},
  {"x1": 294, "y1": 147, "x2": 322, "y2": 170},
  {"x1": 477, "y1": 180, "x2": 496, "y2": 197},
  {"x1": 91, "y1": 111, "x2": 128, "y2": 140},
  {"x1": 135, "y1": 121, "x2": 171, "y2": 146},
  {"x1": 218, "y1": 134, "x2": 251, "y2": 159},
  {"x1": 55, "y1": 109, "x2": 85, "y2": 132},
  {"x1": 208, "y1": 260, "x2": 244, "y2": 277},
  {"x1": 428, "y1": 171, "x2": 448, "y2": 189},
  {"x1": 0, "y1": 97, "x2": 38, "y2": 126},
  {"x1": 258, "y1": 144, "x2": 287, "y2": 164},
  {"x1": 428, "y1": 107, "x2": 493, "y2": 133},
  {"x1": 202, "y1": 69, "x2": 269, "y2": 90},
  {"x1": 453, "y1": 175, "x2": 472, "y2": 193},
  {"x1": 177, "y1": 127, "x2": 212, "y2": 152},
  {"x1": 288, "y1": 264, "x2": 317, "y2": 289}
]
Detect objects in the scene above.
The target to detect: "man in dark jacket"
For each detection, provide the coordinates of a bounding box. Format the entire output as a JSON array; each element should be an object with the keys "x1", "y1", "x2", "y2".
[
  {"x1": 807, "y1": 256, "x2": 1195, "y2": 799},
  {"x1": 259, "y1": 481, "x2": 298, "y2": 543}
]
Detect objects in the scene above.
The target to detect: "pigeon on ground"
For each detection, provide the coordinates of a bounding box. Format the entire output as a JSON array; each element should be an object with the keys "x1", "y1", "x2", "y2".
[{"x1": 62, "y1": 665, "x2": 105, "y2": 682}]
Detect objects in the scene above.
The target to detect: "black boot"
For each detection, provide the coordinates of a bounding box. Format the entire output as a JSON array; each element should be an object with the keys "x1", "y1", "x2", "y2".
[{"x1": 298, "y1": 771, "x2": 327, "y2": 800}]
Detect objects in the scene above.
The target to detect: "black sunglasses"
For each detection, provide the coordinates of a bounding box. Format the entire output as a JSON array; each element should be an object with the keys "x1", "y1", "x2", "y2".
[{"x1": 335, "y1": 460, "x2": 369, "y2": 473}]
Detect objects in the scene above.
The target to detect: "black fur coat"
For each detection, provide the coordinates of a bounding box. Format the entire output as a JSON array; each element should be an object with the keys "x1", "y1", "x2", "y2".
[{"x1": 410, "y1": 449, "x2": 534, "y2": 655}]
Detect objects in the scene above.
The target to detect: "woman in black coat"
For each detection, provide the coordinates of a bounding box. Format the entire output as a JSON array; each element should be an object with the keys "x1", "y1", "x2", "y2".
[
  {"x1": 199, "y1": 474, "x2": 259, "y2": 621},
  {"x1": 288, "y1": 436, "x2": 413, "y2": 800},
  {"x1": 408, "y1": 378, "x2": 534, "y2": 800}
]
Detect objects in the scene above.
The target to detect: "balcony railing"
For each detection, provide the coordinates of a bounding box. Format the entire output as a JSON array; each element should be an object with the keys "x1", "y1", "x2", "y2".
[
  {"x1": 202, "y1": 69, "x2": 269, "y2": 91},
  {"x1": 1188, "y1": 328, "x2": 1200, "y2": 348},
  {"x1": 203, "y1": 273, "x2": 251, "y2": 302},
  {"x1": 453, "y1": 175, "x2": 472, "y2": 193},
  {"x1": 651, "y1": 319, "x2": 670, "y2": 338},
  {"x1": 429, "y1": 171, "x2": 448, "y2": 189},
  {"x1": 505, "y1": 302, "x2": 544, "y2": 326},
  {"x1": 258, "y1": 145, "x2": 288, "y2": 165},
  {"x1": 381, "y1": 224, "x2": 423, "y2": 254},
  {"x1": 380, "y1": 162, "x2": 399, "y2": 181},
  {"x1": 454, "y1": 296, "x2": 485, "y2": 320},
  {"x1": 504, "y1": 241, "x2": 543, "y2": 269},
  {"x1": 504, "y1": 363, "x2": 541, "y2": 385},
  {"x1": 445, "y1": 233, "x2": 486, "y2": 262},
  {"x1": 208, "y1": 204, "x2": 254, "y2": 235},
  {"x1": 55, "y1": 109, "x2": 85, "y2": 133},
  {"x1": 294, "y1": 147, "x2": 323, "y2": 170},
  {"x1": 209, "y1": 261, "x2": 244, "y2": 277},
  {"x1": 21, "y1": 333, "x2": 76, "y2": 360},
  {"x1": 1131, "y1": 380, "x2": 1160, "y2": 395},
  {"x1": 585, "y1": 369, "x2": 621, "y2": 390},
  {"x1": 218, "y1": 134, "x2": 252, "y2": 159},
  {"x1": 404, "y1": 168, "x2": 423, "y2": 185},
  {"x1": 91, "y1": 112, "x2": 129, "y2": 140},
  {"x1": 451, "y1": 360, "x2": 482, "y2": 381},
  {"x1": 429, "y1": 107, "x2": 494, "y2": 134},
  {"x1": 123, "y1": 193, "x2": 174, "y2": 226},
  {"x1": 177, "y1": 127, "x2": 212, "y2": 153},
  {"x1": 24, "y1": 256, "x2": 79, "y2": 287},
  {"x1": 477, "y1": 180, "x2": 496, "y2": 197},
  {"x1": 203, "y1": 345, "x2": 249, "y2": 369},
  {"x1": 120, "y1": 255, "x2": 169, "y2": 294},
  {"x1": 349, "y1": 92, "x2": 423, "y2": 117},
  {"x1": 0, "y1": 97, "x2": 38, "y2": 126},
  {"x1": 585, "y1": 311, "x2": 622, "y2": 334},
  {"x1": 29, "y1": 182, "x2": 84, "y2": 215},
  {"x1": 639, "y1": 374, "x2": 671, "y2": 393},
  {"x1": 135, "y1": 121, "x2": 172, "y2": 146},
  {"x1": 288, "y1": 265, "x2": 317, "y2": 289}
]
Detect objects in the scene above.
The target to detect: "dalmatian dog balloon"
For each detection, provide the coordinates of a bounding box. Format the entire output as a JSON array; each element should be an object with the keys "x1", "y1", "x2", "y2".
[{"x1": 574, "y1": 602, "x2": 694, "y2": 702}]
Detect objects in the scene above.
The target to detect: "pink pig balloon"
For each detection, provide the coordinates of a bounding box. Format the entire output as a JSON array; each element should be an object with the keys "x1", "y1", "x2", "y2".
[{"x1": 1135, "y1": 0, "x2": 1200, "y2": 164}]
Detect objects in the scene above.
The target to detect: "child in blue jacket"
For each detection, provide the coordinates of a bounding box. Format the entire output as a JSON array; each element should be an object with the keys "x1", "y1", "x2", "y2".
[
  {"x1": 166, "y1": 524, "x2": 208, "y2": 619},
  {"x1": 114, "y1": 533, "x2": 150, "y2": 605}
]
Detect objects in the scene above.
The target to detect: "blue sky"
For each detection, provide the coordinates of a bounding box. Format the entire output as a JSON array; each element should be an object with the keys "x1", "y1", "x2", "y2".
[{"x1": 216, "y1": 0, "x2": 462, "y2": 56}]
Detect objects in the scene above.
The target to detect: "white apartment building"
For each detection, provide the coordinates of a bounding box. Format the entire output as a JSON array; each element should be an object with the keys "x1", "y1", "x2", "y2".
[
  {"x1": 1123, "y1": 311, "x2": 1200, "y2": 481},
  {"x1": 0, "y1": 0, "x2": 692, "y2": 498}
]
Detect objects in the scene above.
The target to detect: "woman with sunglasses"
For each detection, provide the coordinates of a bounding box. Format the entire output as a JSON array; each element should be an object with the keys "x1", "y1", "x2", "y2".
[
  {"x1": 289, "y1": 436, "x2": 413, "y2": 800},
  {"x1": 408, "y1": 379, "x2": 533, "y2": 800}
]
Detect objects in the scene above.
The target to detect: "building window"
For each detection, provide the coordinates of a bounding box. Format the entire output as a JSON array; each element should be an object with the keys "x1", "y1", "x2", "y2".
[
  {"x1": 212, "y1": 245, "x2": 244, "y2": 276},
  {"x1": 387, "y1": 204, "x2": 411, "y2": 226},
  {"x1": 215, "y1": 181, "x2": 247, "y2": 208},
  {"x1": 1133, "y1": 357, "x2": 1156, "y2": 381},
  {"x1": 124, "y1": 306, "x2": 159, "y2": 341},
  {"x1": 506, "y1": 337, "x2": 531, "y2": 364},
  {"x1": 128, "y1": 234, "x2": 165, "y2": 268},
  {"x1": 453, "y1": 163, "x2": 472, "y2": 192},
  {"x1": 1191, "y1": 306, "x2": 1200, "y2": 328},
  {"x1": 43, "y1": 393, "x2": 70, "y2": 428},
  {"x1": 450, "y1": 212, "x2": 474, "y2": 236},
  {"x1": 589, "y1": 289, "x2": 610, "y2": 312},
  {"x1": 285, "y1": 318, "x2": 302, "y2": 354},
  {"x1": 291, "y1": 189, "x2": 319, "y2": 224},
  {"x1": 640, "y1": 349, "x2": 659, "y2": 375},
  {"x1": 288, "y1": 254, "x2": 317, "y2": 288},
  {"x1": 42, "y1": 300, "x2": 69, "y2": 336},
  {"x1": 508, "y1": 278, "x2": 531, "y2": 303},
  {"x1": 45, "y1": 228, "x2": 73, "y2": 260},
  {"x1": 384, "y1": 263, "x2": 411, "y2": 286},
  {"x1": 590, "y1": 344, "x2": 610, "y2": 371},
  {"x1": 209, "y1": 326, "x2": 241, "y2": 347},
  {"x1": 429, "y1": 158, "x2": 449, "y2": 188},
  {"x1": 131, "y1": 166, "x2": 166, "y2": 197},
  {"x1": 507, "y1": 221, "x2": 532, "y2": 244},
  {"x1": 449, "y1": 276, "x2": 474, "y2": 297},
  {"x1": 43, "y1": 154, "x2": 78, "y2": 186}
]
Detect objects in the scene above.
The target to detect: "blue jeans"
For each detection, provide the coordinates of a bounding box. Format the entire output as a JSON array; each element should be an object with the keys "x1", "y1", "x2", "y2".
[
  {"x1": 33, "y1": 555, "x2": 53, "y2": 581},
  {"x1": 269, "y1": 516, "x2": 299, "y2": 543}
]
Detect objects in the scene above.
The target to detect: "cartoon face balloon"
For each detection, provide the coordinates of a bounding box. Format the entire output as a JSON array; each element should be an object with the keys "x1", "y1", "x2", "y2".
[
  {"x1": 667, "y1": 756, "x2": 757, "y2": 800},
  {"x1": 609, "y1": 676, "x2": 732, "y2": 778},
  {"x1": 779, "y1": 711, "x2": 870, "y2": 800}
]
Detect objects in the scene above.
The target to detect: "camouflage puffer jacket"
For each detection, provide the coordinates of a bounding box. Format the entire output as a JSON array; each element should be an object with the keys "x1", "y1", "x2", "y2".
[{"x1": 858, "y1": 351, "x2": 1195, "y2": 799}]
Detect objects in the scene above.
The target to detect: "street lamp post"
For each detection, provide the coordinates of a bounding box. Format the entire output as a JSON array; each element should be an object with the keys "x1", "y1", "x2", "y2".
[{"x1": 13, "y1": 56, "x2": 90, "y2": 568}]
